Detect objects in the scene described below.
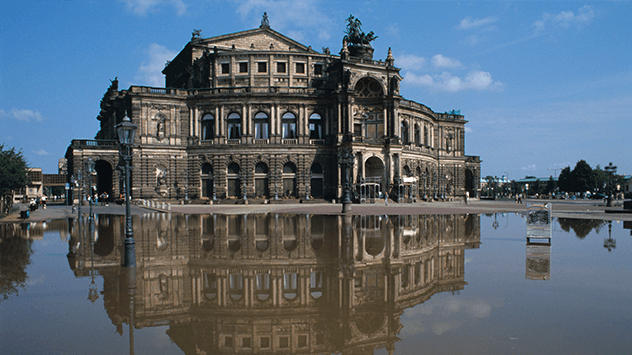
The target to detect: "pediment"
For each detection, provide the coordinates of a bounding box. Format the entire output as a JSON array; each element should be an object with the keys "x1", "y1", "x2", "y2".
[{"x1": 196, "y1": 28, "x2": 315, "y2": 53}]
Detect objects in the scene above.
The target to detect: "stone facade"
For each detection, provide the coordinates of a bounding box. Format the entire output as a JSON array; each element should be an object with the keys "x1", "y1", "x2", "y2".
[{"x1": 66, "y1": 23, "x2": 480, "y2": 202}]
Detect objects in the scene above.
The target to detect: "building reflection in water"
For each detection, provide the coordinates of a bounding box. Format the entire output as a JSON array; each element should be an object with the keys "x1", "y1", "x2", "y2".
[{"x1": 67, "y1": 213, "x2": 480, "y2": 354}]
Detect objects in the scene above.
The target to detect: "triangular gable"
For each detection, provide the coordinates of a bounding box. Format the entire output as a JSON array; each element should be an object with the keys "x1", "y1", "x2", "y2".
[{"x1": 196, "y1": 27, "x2": 315, "y2": 53}]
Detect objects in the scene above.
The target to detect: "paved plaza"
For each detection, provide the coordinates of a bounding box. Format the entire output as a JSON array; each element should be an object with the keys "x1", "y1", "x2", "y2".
[{"x1": 2, "y1": 199, "x2": 631, "y2": 224}]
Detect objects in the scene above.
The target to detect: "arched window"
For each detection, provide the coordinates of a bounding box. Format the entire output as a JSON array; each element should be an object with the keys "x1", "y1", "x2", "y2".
[
  {"x1": 309, "y1": 113, "x2": 322, "y2": 139},
  {"x1": 201, "y1": 113, "x2": 214, "y2": 140},
  {"x1": 414, "y1": 124, "x2": 421, "y2": 146},
  {"x1": 282, "y1": 112, "x2": 296, "y2": 139},
  {"x1": 254, "y1": 112, "x2": 269, "y2": 140},
  {"x1": 424, "y1": 125, "x2": 429, "y2": 146},
  {"x1": 401, "y1": 121, "x2": 409, "y2": 144},
  {"x1": 227, "y1": 112, "x2": 241, "y2": 139}
]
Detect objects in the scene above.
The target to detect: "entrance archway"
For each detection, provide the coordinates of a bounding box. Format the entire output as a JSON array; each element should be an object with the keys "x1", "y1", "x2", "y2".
[
  {"x1": 227, "y1": 163, "x2": 241, "y2": 198},
  {"x1": 465, "y1": 169, "x2": 475, "y2": 196},
  {"x1": 365, "y1": 156, "x2": 385, "y2": 191},
  {"x1": 201, "y1": 163, "x2": 213, "y2": 198},
  {"x1": 310, "y1": 163, "x2": 324, "y2": 198},
  {"x1": 254, "y1": 162, "x2": 269, "y2": 198},
  {"x1": 282, "y1": 162, "x2": 297, "y2": 197},
  {"x1": 95, "y1": 160, "x2": 113, "y2": 202}
]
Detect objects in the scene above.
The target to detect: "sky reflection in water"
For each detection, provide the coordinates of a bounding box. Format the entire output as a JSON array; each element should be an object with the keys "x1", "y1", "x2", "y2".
[{"x1": 1, "y1": 213, "x2": 630, "y2": 355}]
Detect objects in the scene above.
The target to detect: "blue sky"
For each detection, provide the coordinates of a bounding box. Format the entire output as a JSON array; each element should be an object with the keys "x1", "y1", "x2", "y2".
[{"x1": 1, "y1": 0, "x2": 630, "y2": 179}]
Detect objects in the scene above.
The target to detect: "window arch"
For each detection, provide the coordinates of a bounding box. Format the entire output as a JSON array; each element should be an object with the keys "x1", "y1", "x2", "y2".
[
  {"x1": 282, "y1": 112, "x2": 296, "y2": 139},
  {"x1": 227, "y1": 112, "x2": 241, "y2": 139},
  {"x1": 201, "y1": 113, "x2": 215, "y2": 140},
  {"x1": 401, "y1": 121, "x2": 409, "y2": 144},
  {"x1": 309, "y1": 113, "x2": 322, "y2": 139},
  {"x1": 254, "y1": 112, "x2": 269, "y2": 140},
  {"x1": 424, "y1": 125, "x2": 429, "y2": 146},
  {"x1": 354, "y1": 77, "x2": 383, "y2": 98},
  {"x1": 414, "y1": 124, "x2": 421, "y2": 146}
]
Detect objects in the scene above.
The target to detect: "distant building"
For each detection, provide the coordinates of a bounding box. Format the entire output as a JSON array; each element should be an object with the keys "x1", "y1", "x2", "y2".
[{"x1": 65, "y1": 16, "x2": 480, "y2": 202}]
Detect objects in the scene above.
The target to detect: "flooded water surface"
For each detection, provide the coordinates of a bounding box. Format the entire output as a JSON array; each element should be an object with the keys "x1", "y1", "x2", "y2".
[{"x1": 1, "y1": 213, "x2": 630, "y2": 354}]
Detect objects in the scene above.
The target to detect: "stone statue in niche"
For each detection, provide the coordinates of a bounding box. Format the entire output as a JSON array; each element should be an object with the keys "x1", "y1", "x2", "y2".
[
  {"x1": 155, "y1": 166, "x2": 168, "y2": 196},
  {"x1": 157, "y1": 119, "x2": 165, "y2": 141}
]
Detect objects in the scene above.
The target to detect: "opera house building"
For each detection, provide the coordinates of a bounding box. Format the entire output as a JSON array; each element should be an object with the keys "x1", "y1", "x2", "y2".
[{"x1": 65, "y1": 17, "x2": 480, "y2": 203}]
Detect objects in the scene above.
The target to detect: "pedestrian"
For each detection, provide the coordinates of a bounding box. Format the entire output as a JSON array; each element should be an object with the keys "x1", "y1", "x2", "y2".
[
  {"x1": 465, "y1": 191, "x2": 469, "y2": 205},
  {"x1": 384, "y1": 192, "x2": 388, "y2": 206}
]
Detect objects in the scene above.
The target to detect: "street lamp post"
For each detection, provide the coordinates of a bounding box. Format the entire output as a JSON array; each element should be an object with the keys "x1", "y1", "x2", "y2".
[
  {"x1": 604, "y1": 162, "x2": 617, "y2": 207},
  {"x1": 116, "y1": 114, "x2": 138, "y2": 268},
  {"x1": 338, "y1": 146, "x2": 354, "y2": 213},
  {"x1": 86, "y1": 158, "x2": 95, "y2": 223}
]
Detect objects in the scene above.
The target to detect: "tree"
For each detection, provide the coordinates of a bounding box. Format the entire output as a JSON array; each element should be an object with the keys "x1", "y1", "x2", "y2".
[
  {"x1": 0, "y1": 144, "x2": 29, "y2": 215},
  {"x1": 557, "y1": 167, "x2": 573, "y2": 192},
  {"x1": 0, "y1": 225, "x2": 34, "y2": 302},
  {"x1": 572, "y1": 160, "x2": 595, "y2": 193}
]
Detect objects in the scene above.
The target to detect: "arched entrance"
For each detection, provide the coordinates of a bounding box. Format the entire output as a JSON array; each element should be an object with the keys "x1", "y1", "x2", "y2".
[
  {"x1": 282, "y1": 162, "x2": 297, "y2": 197},
  {"x1": 227, "y1": 163, "x2": 241, "y2": 198},
  {"x1": 201, "y1": 163, "x2": 214, "y2": 198},
  {"x1": 254, "y1": 162, "x2": 269, "y2": 198},
  {"x1": 465, "y1": 169, "x2": 475, "y2": 196},
  {"x1": 95, "y1": 160, "x2": 113, "y2": 202},
  {"x1": 365, "y1": 156, "x2": 385, "y2": 193},
  {"x1": 310, "y1": 163, "x2": 324, "y2": 198}
]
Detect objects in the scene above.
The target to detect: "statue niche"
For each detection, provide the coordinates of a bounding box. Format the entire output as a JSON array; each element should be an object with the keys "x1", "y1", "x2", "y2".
[{"x1": 155, "y1": 166, "x2": 168, "y2": 196}]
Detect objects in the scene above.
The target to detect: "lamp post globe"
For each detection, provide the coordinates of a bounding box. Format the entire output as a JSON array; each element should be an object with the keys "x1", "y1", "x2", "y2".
[{"x1": 115, "y1": 114, "x2": 138, "y2": 267}]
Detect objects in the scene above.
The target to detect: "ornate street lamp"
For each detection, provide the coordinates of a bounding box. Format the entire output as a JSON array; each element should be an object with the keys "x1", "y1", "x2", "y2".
[
  {"x1": 116, "y1": 114, "x2": 138, "y2": 268},
  {"x1": 604, "y1": 162, "x2": 617, "y2": 207},
  {"x1": 338, "y1": 146, "x2": 354, "y2": 213},
  {"x1": 86, "y1": 158, "x2": 95, "y2": 222}
]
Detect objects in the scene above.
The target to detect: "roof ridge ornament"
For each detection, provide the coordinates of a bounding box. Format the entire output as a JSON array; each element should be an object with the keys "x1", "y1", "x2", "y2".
[{"x1": 260, "y1": 12, "x2": 270, "y2": 29}]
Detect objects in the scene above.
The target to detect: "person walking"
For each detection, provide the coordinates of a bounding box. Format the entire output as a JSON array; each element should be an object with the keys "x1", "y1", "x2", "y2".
[{"x1": 465, "y1": 191, "x2": 469, "y2": 205}]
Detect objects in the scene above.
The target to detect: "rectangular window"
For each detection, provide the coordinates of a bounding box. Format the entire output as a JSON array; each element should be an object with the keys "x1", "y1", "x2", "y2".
[
  {"x1": 221, "y1": 63, "x2": 230, "y2": 74},
  {"x1": 277, "y1": 62, "x2": 286, "y2": 73},
  {"x1": 228, "y1": 123, "x2": 241, "y2": 139},
  {"x1": 295, "y1": 62, "x2": 305, "y2": 74},
  {"x1": 242, "y1": 337, "x2": 252, "y2": 348},
  {"x1": 314, "y1": 64, "x2": 323, "y2": 75},
  {"x1": 260, "y1": 337, "x2": 270, "y2": 348},
  {"x1": 239, "y1": 62, "x2": 248, "y2": 73},
  {"x1": 282, "y1": 123, "x2": 296, "y2": 139},
  {"x1": 258, "y1": 62, "x2": 267, "y2": 73},
  {"x1": 254, "y1": 122, "x2": 268, "y2": 139}
]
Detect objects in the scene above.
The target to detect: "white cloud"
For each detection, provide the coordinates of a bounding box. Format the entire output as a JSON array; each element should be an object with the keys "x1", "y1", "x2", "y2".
[
  {"x1": 134, "y1": 43, "x2": 177, "y2": 87},
  {"x1": 431, "y1": 54, "x2": 462, "y2": 69},
  {"x1": 522, "y1": 164, "x2": 537, "y2": 171},
  {"x1": 121, "y1": 0, "x2": 187, "y2": 16},
  {"x1": 35, "y1": 149, "x2": 50, "y2": 156},
  {"x1": 404, "y1": 70, "x2": 502, "y2": 92},
  {"x1": 397, "y1": 53, "x2": 426, "y2": 71},
  {"x1": 0, "y1": 108, "x2": 44, "y2": 122},
  {"x1": 236, "y1": 0, "x2": 334, "y2": 45},
  {"x1": 457, "y1": 16, "x2": 497, "y2": 30},
  {"x1": 533, "y1": 5, "x2": 595, "y2": 35}
]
